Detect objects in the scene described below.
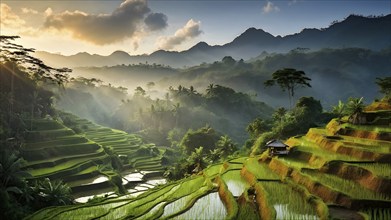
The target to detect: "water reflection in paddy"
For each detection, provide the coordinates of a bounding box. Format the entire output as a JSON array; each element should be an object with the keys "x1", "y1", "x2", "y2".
[
  {"x1": 173, "y1": 192, "x2": 227, "y2": 219},
  {"x1": 221, "y1": 170, "x2": 248, "y2": 197}
]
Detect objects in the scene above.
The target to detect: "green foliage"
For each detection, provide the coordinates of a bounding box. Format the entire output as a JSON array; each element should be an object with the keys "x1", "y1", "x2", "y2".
[
  {"x1": 332, "y1": 100, "x2": 346, "y2": 120},
  {"x1": 215, "y1": 135, "x2": 237, "y2": 158},
  {"x1": 246, "y1": 118, "x2": 270, "y2": 139},
  {"x1": 103, "y1": 146, "x2": 123, "y2": 171},
  {"x1": 376, "y1": 77, "x2": 391, "y2": 98},
  {"x1": 180, "y1": 126, "x2": 219, "y2": 155},
  {"x1": 167, "y1": 128, "x2": 185, "y2": 148},
  {"x1": 362, "y1": 208, "x2": 391, "y2": 220},
  {"x1": 249, "y1": 96, "x2": 326, "y2": 154},
  {"x1": 250, "y1": 131, "x2": 276, "y2": 155},
  {"x1": 264, "y1": 68, "x2": 311, "y2": 107},
  {"x1": 32, "y1": 178, "x2": 73, "y2": 208},
  {"x1": 0, "y1": 150, "x2": 30, "y2": 188},
  {"x1": 0, "y1": 36, "x2": 70, "y2": 84},
  {"x1": 346, "y1": 97, "x2": 365, "y2": 124},
  {"x1": 187, "y1": 147, "x2": 208, "y2": 173}
]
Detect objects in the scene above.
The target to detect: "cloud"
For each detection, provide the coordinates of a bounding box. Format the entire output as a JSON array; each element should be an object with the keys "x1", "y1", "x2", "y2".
[
  {"x1": 21, "y1": 7, "x2": 38, "y2": 14},
  {"x1": 43, "y1": 0, "x2": 167, "y2": 45},
  {"x1": 45, "y1": 8, "x2": 53, "y2": 16},
  {"x1": 145, "y1": 13, "x2": 168, "y2": 31},
  {"x1": 157, "y1": 19, "x2": 202, "y2": 50},
  {"x1": 262, "y1": 1, "x2": 280, "y2": 13},
  {"x1": 1, "y1": 3, "x2": 26, "y2": 28}
]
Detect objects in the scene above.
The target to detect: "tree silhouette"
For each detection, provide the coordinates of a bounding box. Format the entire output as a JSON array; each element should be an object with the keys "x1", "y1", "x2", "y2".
[
  {"x1": 375, "y1": 77, "x2": 391, "y2": 99},
  {"x1": 0, "y1": 36, "x2": 71, "y2": 84},
  {"x1": 264, "y1": 68, "x2": 311, "y2": 108},
  {"x1": 206, "y1": 84, "x2": 215, "y2": 96}
]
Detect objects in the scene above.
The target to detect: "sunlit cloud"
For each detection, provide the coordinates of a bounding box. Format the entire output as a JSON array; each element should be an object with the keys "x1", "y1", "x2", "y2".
[
  {"x1": 21, "y1": 7, "x2": 38, "y2": 14},
  {"x1": 157, "y1": 19, "x2": 202, "y2": 50},
  {"x1": 1, "y1": 3, "x2": 26, "y2": 29},
  {"x1": 42, "y1": 0, "x2": 167, "y2": 45},
  {"x1": 263, "y1": 1, "x2": 280, "y2": 13},
  {"x1": 45, "y1": 8, "x2": 53, "y2": 17}
]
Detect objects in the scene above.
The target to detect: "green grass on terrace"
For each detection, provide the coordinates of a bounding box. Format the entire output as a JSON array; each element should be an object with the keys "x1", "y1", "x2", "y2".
[
  {"x1": 290, "y1": 136, "x2": 367, "y2": 162},
  {"x1": 24, "y1": 147, "x2": 105, "y2": 168},
  {"x1": 27, "y1": 155, "x2": 108, "y2": 178},
  {"x1": 203, "y1": 163, "x2": 224, "y2": 178},
  {"x1": 277, "y1": 157, "x2": 321, "y2": 170},
  {"x1": 244, "y1": 157, "x2": 280, "y2": 180},
  {"x1": 312, "y1": 127, "x2": 391, "y2": 148},
  {"x1": 303, "y1": 170, "x2": 391, "y2": 201},
  {"x1": 342, "y1": 123, "x2": 391, "y2": 133},
  {"x1": 261, "y1": 181, "x2": 318, "y2": 219},
  {"x1": 351, "y1": 163, "x2": 391, "y2": 178},
  {"x1": 25, "y1": 128, "x2": 75, "y2": 142},
  {"x1": 27, "y1": 119, "x2": 67, "y2": 130},
  {"x1": 21, "y1": 136, "x2": 89, "y2": 149}
]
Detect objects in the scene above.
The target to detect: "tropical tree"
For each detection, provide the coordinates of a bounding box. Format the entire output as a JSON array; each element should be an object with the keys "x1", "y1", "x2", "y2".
[
  {"x1": 187, "y1": 147, "x2": 208, "y2": 173},
  {"x1": 264, "y1": 68, "x2": 311, "y2": 107},
  {"x1": 0, "y1": 36, "x2": 70, "y2": 84},
  {"x1": 375, "y1": 77, "x2": 391, "y2": 99},
  {"x1": 246, "y1": 118, "x2": 269, "y2": 139},
  {"x1": 272, "y1": 107, "x2": 287, "y2": 124},
  {"x1": 346, "y1": 97, "x2": 365, "y2": 124},
  {"x1": 0, "y1": 151, "x2": 30, "y2": 189},
  {"x1": 332, "y1": 100, "x2": 346, "y2": 121},
  {"x1": 206, "y1": 84, "x2": 215, "y2": 96},
  {"x1": 180, "y1": 126, "x2": 219, "y2": 154},
  {"x1": 33, "y1": 178, "x2": 73, "y2": 207},
  {"x1": 215, "y1": 135, "x2": 237, "y2": 158}
]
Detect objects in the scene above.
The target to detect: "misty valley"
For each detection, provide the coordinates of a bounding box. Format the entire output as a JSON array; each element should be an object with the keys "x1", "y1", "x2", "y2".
[{"x1": 1, "y1": 10, "x2": 391, "y2": 220}]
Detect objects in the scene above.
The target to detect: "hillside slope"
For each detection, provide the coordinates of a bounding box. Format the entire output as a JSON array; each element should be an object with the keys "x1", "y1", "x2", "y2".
[
  {"x1": 21, "y1": 113, "x2": 167, "y2": 202},
  {"x1": 26, "y1": 106, "x2": 391, "y2": 219}
]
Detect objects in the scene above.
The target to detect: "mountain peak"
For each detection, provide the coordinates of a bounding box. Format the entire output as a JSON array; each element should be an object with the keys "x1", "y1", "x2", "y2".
[
  {"x1": 110, "y1": 50, "x2": 130, "y2": 57},
  {"x1": 229, "y1": 27, "x2": 276, "y2": 46},
  {"x1": 190, "y1": 41, "x2": 210, "y2": 50}
]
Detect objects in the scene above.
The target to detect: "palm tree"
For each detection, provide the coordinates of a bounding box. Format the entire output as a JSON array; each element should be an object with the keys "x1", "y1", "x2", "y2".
[
  {"x1": 332, "y1": 100, "x2": 346, "y2": 121},
  {"x1": 215, "y1": 135, "x2": 236, "y2": 158},
  {"x1": 187, "y1": 147, "x2": 208, "y2": 173},
  {"x1": 206, "y1": 84, "x2": 215, "y2": 96},
  {"x1": 0, "y1": 151, "x2": 31, "y2": 188},
  {"x1": 172, "y1": 103, "x2": 181, "y2": 127},
  {"x1": 272, "y1": 107, "x2": 287, "y2": 123},
  {"x1": 34, "y1": 178, "x2": 73, "y2": 206},
  {"x1": 346, "y1": 97, "x2": 365, "y2": 124}
]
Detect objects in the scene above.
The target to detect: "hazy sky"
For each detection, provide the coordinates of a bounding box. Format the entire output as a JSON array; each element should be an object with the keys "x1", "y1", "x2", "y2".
[{"x1": 1, "y1": 0, "x2": 390, "y2": 55}]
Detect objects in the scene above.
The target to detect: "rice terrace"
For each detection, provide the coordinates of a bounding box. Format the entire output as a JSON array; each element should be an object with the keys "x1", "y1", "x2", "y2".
[{"x1": 1, "y1": 0, "x2": 391, "y2": 219}]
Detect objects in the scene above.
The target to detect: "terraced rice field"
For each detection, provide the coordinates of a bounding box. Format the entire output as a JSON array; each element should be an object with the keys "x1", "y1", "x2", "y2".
[
  {"x1": 21, "y1": 113, "x2": 167, "y2": 201},
  {"x1": 59, "y1": 112, "x2": 165, "y2": 172},
  {"x1": 25, "y1": 109, "x2": 391, "y2": 219}
]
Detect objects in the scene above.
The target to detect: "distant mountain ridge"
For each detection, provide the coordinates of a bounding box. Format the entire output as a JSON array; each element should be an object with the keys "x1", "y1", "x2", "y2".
[{"x1": 35, "y1": 14, "x2": 391, "y2": 68}]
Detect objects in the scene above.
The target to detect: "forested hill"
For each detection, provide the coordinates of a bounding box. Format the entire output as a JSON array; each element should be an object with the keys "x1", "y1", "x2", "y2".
[
  {"x1": 35, "y1": 14, "x2": 391, "y2": 68},
  {"x1": 161, "y1": 47, "x2": 391, "y2": 108}
]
